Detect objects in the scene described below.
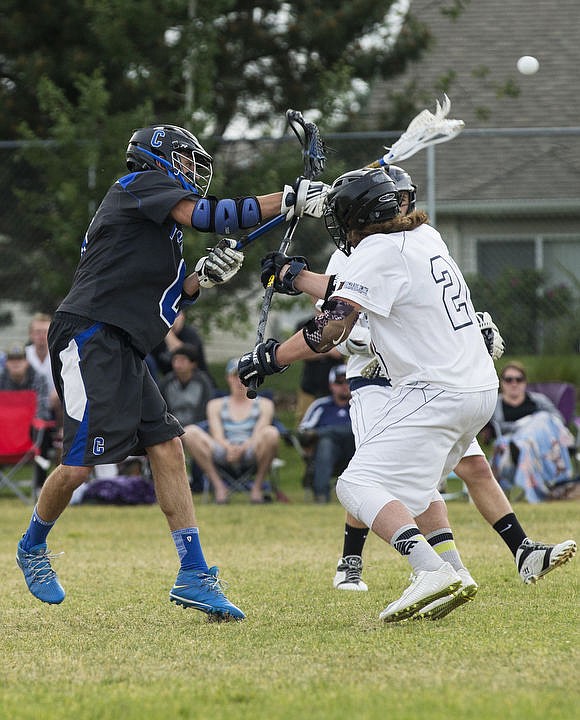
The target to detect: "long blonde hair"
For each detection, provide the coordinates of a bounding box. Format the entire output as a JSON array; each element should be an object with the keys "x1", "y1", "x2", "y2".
[{"x1": 348, "y1": 209, "x2": 429, "y2": 245}]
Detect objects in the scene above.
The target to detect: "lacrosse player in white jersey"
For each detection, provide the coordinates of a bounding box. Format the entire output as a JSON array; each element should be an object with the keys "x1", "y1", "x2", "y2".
[
  {"x1": 240, "y1": 168, "x2": 502, "y2": 622},
  {"x1": 327, "y1": 167, "x2": 576, "y2": 598}
]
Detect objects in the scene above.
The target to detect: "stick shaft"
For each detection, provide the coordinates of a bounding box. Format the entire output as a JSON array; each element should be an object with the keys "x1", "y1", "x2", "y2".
[
  {"x1": 235, "y1": 213, "x2": 285, "y2": 250},
  {"x1": 246, "y1": 215, "x2": 300, "y2": 399}
]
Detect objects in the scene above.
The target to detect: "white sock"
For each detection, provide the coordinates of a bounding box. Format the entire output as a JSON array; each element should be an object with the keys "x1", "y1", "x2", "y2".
[{"x1": 390, "y1": 524, "x2": 444, "y2": 573}]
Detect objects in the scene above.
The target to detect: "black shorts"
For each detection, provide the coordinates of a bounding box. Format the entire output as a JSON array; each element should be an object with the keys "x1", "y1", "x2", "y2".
[{"x1": 49, "y1": 313, "x2": 183, "y2": 467}]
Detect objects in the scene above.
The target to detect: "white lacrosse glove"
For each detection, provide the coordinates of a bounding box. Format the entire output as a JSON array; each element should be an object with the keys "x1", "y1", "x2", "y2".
[
  {"x1": 195, "y1": 238, "x2": 244, "y2": 289},
  {"x1": 476, "y1": 311, "x2": 505, "y2": 360},
  {"x1": 281, "y1": 178, "x2": 330, "y2": 220},
  {"x1": 303, "y1": 181, "x2": 330, "y2": 218}
]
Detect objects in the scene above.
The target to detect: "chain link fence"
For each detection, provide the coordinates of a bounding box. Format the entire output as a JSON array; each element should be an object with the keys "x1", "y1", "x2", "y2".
[{"x1": 1, "y1": 129, "x2": 579, "y2": 356}]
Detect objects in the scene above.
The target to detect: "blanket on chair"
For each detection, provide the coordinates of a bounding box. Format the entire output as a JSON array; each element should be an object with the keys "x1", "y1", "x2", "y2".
[{"x1": 491, "y1": 411, "x2": 574, "y2": 503}]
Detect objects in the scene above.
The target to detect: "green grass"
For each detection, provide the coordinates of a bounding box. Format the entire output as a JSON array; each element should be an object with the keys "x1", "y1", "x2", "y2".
[{"x1": 1, "y1": 490, "x2": 578, "y2": 720}]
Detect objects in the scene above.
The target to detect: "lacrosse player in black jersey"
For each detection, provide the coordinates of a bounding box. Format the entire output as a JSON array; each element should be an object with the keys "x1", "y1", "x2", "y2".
[{"x1": 15, "y1": 124, "x2": 328, "y2": 620}]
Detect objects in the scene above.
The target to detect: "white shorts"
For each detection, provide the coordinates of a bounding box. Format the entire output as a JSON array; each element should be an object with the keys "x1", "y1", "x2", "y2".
[
  {"x1": 462, "y1": 436, "x2": 485, "y2": 457},
  {"x1": 338, "y1": 383, "x2": 496, "y2": 525},
  {"x1": 349, "y1": 384, "x2": 486, "y2": 457}
]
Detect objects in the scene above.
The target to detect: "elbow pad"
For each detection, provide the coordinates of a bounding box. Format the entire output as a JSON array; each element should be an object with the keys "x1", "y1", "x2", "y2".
[
  {"x1": 191, "y1": 195, "x2": 261, "y2": 234},
  {"x1": 302, "y1": 299, "x2": 359, "y2": 353}
]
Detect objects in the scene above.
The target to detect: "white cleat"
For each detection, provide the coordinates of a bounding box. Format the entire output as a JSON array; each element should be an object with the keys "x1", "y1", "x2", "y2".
[
  {"x1": 379, "y1": 562, "x2": 461, "y2": 623},
  {"x1": 333, "y1": 556, "x2": 368, "y2": 591},
  {"x1": 516, "y1": 538, "x2": 576, "y2": 584},
  {"x1": 415, "y1": 568, "x2": 478, "y2": 620}
]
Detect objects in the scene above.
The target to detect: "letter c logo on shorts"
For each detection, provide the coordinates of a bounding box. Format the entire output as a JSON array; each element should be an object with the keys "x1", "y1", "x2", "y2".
[{"x1": 93, "y1": 437, "x2": 105, "y2": 455}]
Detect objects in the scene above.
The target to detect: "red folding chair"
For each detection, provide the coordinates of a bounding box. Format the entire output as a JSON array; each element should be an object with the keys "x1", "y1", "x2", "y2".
[{"x1": 0, "y1": 390, "x2": 54, "y2": 504}]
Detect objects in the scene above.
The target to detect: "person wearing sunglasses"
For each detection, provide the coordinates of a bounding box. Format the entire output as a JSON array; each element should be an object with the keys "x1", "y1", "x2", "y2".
[{"x1": 491, "y1": 361, "x2": 575, "y2": 503}]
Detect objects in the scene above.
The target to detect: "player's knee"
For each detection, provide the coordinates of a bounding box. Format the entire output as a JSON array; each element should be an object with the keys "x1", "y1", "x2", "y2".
[
  {"x1": 59, "y1": 464, "x2": 92, "y2": 489},
  {"x1": 456, "y1": 454, "x2": 491, "y2": 485}
]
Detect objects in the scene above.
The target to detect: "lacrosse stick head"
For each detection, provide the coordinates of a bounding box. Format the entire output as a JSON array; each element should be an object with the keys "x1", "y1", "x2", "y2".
[
  {"x1": 324, "y1": 168, "x2": 399, "y2": 255},
  {"x1": 286, "y1": 109, "x2": 326, "y2": 179},
  {"x1": 379, "y1": 94, "x2": 465, "y2": 165}
]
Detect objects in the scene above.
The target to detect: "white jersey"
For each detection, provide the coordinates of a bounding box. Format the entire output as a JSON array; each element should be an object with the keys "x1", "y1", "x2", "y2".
[
  {"x1": 330, "y1": 224, "x2": 498, "y2": 392},
  {"x1": 324, "y1": 249, "x2": 378, "y2": 380}
]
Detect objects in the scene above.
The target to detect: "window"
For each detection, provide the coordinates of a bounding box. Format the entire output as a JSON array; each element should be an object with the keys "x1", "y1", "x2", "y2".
[{"x1": 477, "y1": 240, "x2": 535, "y2": 281}]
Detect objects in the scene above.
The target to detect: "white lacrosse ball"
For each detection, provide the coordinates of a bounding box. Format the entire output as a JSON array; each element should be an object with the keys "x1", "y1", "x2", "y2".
[{"x1": 516, "y1": 56, "x2": 539, "y2": 75}]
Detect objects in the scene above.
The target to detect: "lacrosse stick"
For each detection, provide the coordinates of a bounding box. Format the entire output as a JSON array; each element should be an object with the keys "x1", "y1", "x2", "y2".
[
  {"x1": 246, "y1": 109, "x2": 326, "y2": 398},
  {"x1": 235, "y1": 213, "x2": 286, "y2": 251},
  {"x1": 367, "y1": 94, "x2": 464, "y2": 167},
  {"x1": 237, "y1": 96, "x2": 462, "y2": 252}
]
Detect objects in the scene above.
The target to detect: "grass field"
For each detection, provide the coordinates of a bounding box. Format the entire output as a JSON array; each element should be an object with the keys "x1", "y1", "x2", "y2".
[{"x1": 1, "y1": 481, "x2": 578, "y2": 720}]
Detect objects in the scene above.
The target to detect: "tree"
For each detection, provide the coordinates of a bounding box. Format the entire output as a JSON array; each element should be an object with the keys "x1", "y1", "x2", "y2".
[
  {"x1": 0, "y1": 1, "x2": 434, "y2": 323},
  {"x1": 1, "y1": 1, "x2": 431, "y2": 139}
]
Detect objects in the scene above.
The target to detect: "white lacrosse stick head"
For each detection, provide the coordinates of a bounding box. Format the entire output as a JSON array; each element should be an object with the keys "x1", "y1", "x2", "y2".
[{"x1": 381, "y1": 94, "x2": 465, "y2": 164}]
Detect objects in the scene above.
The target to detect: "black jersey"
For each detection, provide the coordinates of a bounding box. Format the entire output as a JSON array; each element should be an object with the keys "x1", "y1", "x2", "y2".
[{"x1": 59, "y1": 171, "x2": 197, "y2": 356}]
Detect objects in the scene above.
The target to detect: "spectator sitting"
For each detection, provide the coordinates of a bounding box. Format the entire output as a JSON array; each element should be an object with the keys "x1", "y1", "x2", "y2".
[
  {"x1": 149, "y1": 310, "x2": 213, "y2": 384},
  {"x1": 490, "y1": 361, "x2": 575, "y2": 502},
  {"x1": 181, "y1": 358, "x2": 280, "y2": 504},
  {"x1": 159, "y1": 344, "x2": 214, "y2": 428},
  {"x1": 25, "y1": 312, "x2": 63, "y2": 429},
  {"x1": 0, "y1": 343, "x2": 53, "y2": 493},
  {"x1": 297, "y1": 364, "x2": 356, "y2": 504}
]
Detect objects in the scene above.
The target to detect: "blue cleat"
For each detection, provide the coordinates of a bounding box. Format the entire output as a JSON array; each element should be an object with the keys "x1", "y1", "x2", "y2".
[
  {"x1": 16, "y1": 539, "x2": 65, "y2": 604},
  {"x1": 170, "y1": 566, "x2": 245, "y2": 621}
]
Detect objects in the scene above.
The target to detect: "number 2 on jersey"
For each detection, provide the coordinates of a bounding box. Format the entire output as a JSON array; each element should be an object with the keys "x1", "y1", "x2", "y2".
[{"x1": 430, "y1": 255, "x2": 473, "y2": 330}]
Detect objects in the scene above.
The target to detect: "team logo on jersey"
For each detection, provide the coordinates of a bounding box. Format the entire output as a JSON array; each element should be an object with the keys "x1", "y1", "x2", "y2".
[
  {"x1": 170, "y1": 224, "x2": 184, "y2": 250},
  {"x1": 341, "y1": 280, "x2": 369, "y2": 297}
]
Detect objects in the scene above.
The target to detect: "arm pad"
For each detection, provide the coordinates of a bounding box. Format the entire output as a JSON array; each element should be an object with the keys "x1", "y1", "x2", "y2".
[
  {"x1": 191, "y1": 196, "x2": 261, "y2": 234},
  {"x1": 302, "y1": 298, "x2": 359, "y2": 353}
]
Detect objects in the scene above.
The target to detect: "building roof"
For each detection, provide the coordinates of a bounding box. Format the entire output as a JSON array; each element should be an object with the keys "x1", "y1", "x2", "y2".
[{"x1": 365, "y1": 0, "x2": 580, "y2": 207}]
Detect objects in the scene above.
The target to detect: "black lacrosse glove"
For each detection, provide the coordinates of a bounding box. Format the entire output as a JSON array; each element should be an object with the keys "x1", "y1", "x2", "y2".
[
  {"x1": 238, "y1": 339, "x2": 289, "y2": 388},
  {"x1": 260, "y1": 251, "x2": 310, "y2": 295}
]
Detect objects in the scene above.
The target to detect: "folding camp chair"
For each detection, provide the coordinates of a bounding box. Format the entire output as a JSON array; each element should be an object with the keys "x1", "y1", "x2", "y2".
[
  {"x1": 0, "y1": 390, "x2": 54, "y2": 504},
  {"x1": 200, "y1": 451, "x2": 288, "y2": 503}
]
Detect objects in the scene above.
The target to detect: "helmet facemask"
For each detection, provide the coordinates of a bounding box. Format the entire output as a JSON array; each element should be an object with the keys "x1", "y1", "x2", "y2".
[
  {"x1": 170, "y1": 141, "x2": 213, "y2": 197},
  {"x1": 323, "y1": 203, "x2": 349, "y2": 255}
]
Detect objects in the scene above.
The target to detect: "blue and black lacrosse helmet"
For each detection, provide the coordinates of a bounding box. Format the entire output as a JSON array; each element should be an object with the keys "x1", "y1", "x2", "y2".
[
  {"x1": 323, "y1": 168, "x2": 400, "y2": 255},
  {"x1": 126, "y1": 124, "x2": 213, "y2": 196}
]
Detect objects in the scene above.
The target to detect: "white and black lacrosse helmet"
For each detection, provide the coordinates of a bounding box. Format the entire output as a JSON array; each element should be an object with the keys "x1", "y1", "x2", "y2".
[
  {"x1": 387, "y1": 165, "x2": 417, "y2": 214},
  {"x1": 126, "y1": 124, "x2": 213, "y2": 196},
  {"x1": 324, "y1": 168, "x2": 400, "y2": 255}
]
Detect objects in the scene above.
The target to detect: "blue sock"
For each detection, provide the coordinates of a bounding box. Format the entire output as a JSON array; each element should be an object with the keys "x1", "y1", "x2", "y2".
[
  {"x1": 21, "y1": 506, "x2": 56, "y2": 550},
  {"x1": 172, "y1": 527, "x2": 209, "y2": 573}
]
